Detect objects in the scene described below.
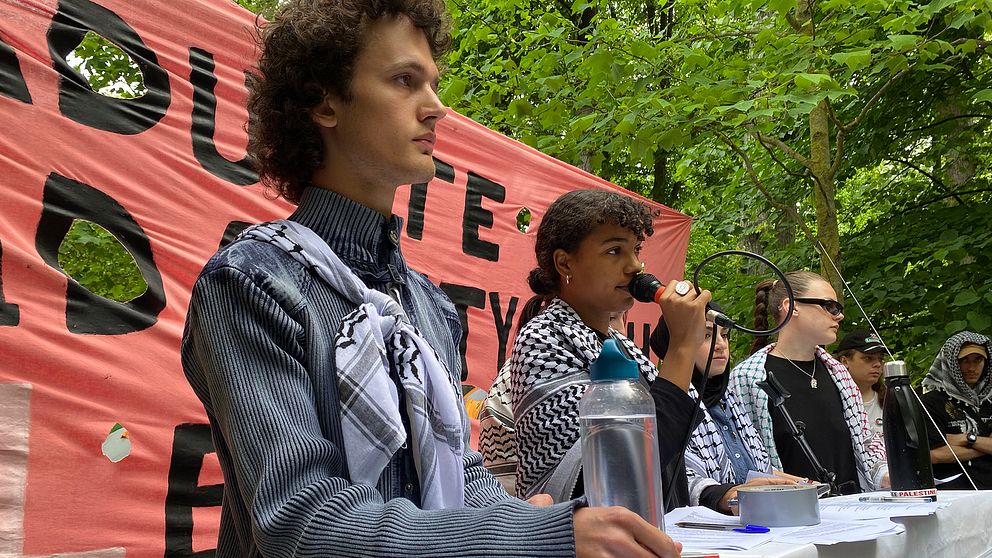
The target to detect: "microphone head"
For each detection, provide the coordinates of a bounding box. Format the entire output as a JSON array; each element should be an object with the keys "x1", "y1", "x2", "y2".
[{"x1": 629, "y1": 273, "x2": 663, "y2": 303}]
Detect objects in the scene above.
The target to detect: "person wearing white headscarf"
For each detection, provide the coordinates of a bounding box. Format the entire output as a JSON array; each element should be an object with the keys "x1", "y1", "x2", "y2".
[{"x1": 921, "y1": 331, "x2": 992, "y2": 489}]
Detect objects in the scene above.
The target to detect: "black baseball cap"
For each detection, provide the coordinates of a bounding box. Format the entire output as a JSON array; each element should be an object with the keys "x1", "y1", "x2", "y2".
[{"x1": 835, "y1": 330, "x2": 886, "y2": 354}]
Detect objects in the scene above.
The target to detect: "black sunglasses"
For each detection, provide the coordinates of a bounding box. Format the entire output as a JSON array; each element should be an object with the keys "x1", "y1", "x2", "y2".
[{"x1": 795, "y1": 297, "x2": 844, "y2": 317}]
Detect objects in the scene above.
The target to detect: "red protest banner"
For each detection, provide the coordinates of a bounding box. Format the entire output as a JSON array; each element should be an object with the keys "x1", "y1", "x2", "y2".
[{"x1": 0, "y1": 0, "x2": 689, "y2": 554}]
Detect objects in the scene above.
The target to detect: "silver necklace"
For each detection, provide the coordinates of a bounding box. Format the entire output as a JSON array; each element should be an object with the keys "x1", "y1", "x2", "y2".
[{"x1": 779, "y1": 355, "x2": 819, "y2": 388}]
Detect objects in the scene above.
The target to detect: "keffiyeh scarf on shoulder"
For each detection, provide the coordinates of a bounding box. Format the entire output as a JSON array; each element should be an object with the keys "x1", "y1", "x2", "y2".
[
  {"x1": 731, "y1": 344, "x2": 886, "y2": 490},
  {"x1": 510, "y1": 298, "x2": 657, "y2": 499},
  {"x1": 478, "y1": 361, "x2": 517, "y2": 495},
  {"x1": 923, "y1": 331, "x2": 992, "y2": 412},
  {"x1": 240, "y1": 220, "x2": 466, "y2": 509},
  {"x1": 684, "y1": 382, "x2": 770, "y2": 485}
]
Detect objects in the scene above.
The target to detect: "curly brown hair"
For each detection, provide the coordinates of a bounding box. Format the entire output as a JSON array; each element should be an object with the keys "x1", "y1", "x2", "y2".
[
  {"x1": 247, "y1": 0, "x2": 452, "y2": 204},
  {"x1": 519, "y1": 189, "x2": 656, "y2": 328}
]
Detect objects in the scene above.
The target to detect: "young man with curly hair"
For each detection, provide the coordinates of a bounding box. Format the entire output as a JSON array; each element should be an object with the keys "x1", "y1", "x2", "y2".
[{"x1": 181, "y1": 0, "x2": 682, "y2": 556}]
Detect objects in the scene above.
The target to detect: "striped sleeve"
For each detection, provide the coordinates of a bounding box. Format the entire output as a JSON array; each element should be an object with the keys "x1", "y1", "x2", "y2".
[{"x1": 183, "y1": 266, "x2": 579, "y2": 557}]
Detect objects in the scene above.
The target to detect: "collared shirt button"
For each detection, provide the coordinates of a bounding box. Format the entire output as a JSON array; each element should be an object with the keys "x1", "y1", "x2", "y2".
[
  {"x1": 404, "y1": 482, "x2": 414, "y2": 493},
  {"x1": 734, "y1": 453, "x2": 741, "y2": 458},
  {"x1": 723, "y1": 425, "x2": 729, "y2": 430}
]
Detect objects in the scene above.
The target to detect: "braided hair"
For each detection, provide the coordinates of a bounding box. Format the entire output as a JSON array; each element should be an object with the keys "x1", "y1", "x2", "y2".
[{"x1": 750, "y1": 270, "x2": 825, "y2": 354}]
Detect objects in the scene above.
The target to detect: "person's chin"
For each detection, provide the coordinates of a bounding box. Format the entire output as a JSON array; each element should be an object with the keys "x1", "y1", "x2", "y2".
[{"x1": 406, "y1": 162, "x2": 437, "y2": 185}]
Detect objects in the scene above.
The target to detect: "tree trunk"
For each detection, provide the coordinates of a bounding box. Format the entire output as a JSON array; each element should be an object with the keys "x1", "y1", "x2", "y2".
[
  {"x1": 793, "y1": 0, "x2": 844, "y2": 297},
  {"x1": 808, "y1": 99, "x2": 843, "y2": 297},
  {"x1": 650, "y1": 150, "x2": 681, "y2": 208},
  {"x1": 937, "y1": 91, "x2": 979, "y2": 195}
]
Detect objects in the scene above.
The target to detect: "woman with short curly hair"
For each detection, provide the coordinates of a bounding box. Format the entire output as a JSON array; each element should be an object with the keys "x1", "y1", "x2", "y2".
[{"x1": 502, "y1": 189, "x2": 711, "y2": 512}]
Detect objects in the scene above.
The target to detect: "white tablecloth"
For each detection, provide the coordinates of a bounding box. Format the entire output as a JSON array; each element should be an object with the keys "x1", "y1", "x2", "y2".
[{"x1": 711, "y1": 490, "x2": 992, "y2": 558}]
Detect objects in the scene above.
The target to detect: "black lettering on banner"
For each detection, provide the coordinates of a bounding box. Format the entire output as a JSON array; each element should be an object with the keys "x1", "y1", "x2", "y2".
[
  {"x1": 165, "y1": 423, "x2": 222, "y2": 558},
  {"x1": 0, "y1": 241, "x2": 20, "y2": 326},
  {"x1": 462, "y1": 172, "x2": 504, "y2": 262},
  {"x1": 0, "y1": 36, "x2": 32, "y2": 103},
  {"x1": 439, "y1": 282, "x2": 485, "y2": 381},
  {"x1": 407, "y1": 157, "x2": 454, "y2": 241},
  {"x1": 48, "y1": 0, "x2": 170, "y2": 134},
  {"x1": 35, "y1": 173, "x2": 166, "y2": 334},
  {"x1": 627, "y1": 321, "x2": 651, "y2": 357},
  {"x1": 489, "y1": 291, "x2": 518, "y2": 370},
  {"x1": 189, "y1": 48, "x2": 257, "y2": 186},
  {"x1": 434, "y1": 157, "x2": 455, "y2": 183},
  {"x1": 218, "y1": 220, "x2": 252, "y2": 249}
]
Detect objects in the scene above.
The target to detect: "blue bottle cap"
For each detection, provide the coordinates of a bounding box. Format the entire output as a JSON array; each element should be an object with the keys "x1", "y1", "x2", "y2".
[{"x1": 589, "y1": 338, "x2": 638, "y2": 382}]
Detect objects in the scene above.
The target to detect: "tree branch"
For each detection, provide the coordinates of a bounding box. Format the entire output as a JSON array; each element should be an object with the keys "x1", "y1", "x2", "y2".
[
  {"x1": 840, "y1": 68, "x2": 911, "y2": 133},
  {"x1": 713, "y1": 130, "x2": 817, "y2": 244},
  {"x1": 754, "y1": 132, "x2": 813, "y2": 170},
  {"x1": 903, "y1": 114, "x2": 992, "y2": 134},
  {"x1": 885, "y1": 157, "x2": 965, "y2": 204},
  {"x1": 748, "y1": 129, "x2": 810, "y2": 179},
  {"x1": 848, "y1": 188, "x2": 992, "y2": 240},
  {"x1": 830, "y1": 69, "x2": 910, "y2": 176},
  {"x1": 829, "y1": 127, "x2": 846, "y2": 179},
  {"x1": 826, "y1": 100, "x2": 844, "y2": 132}
]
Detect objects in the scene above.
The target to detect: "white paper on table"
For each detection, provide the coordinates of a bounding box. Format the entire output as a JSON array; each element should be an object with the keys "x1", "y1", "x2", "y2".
[
  {"x1": 664, "y1": 506, "x2": 795, "y2": 551},
  {"x1": 771, "y1": 518, "x2": 904, "y2": 545},
  {"x1": 818, "y1": 492, "x2": 945, "y2": 520}
]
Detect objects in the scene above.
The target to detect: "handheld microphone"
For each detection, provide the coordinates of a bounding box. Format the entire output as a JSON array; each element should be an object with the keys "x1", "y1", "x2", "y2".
[{"x1": 628, "y1": 273, "x2": 734, "y2": 328}]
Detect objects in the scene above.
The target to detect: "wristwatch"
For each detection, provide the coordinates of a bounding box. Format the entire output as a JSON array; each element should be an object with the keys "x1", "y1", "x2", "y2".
[{"x1": 966, "y1": 432, "x2": 978, "y2": 447}]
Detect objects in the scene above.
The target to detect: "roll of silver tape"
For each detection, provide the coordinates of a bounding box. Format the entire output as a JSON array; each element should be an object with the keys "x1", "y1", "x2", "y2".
[{"x1": 738, "y1": 484, "x2": 821, "y2": 527}]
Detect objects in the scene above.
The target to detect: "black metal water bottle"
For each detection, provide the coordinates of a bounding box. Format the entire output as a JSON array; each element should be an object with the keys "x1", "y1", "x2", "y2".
[{"x1": 882, "y1": 361, "x2": 937, "y2": 499}]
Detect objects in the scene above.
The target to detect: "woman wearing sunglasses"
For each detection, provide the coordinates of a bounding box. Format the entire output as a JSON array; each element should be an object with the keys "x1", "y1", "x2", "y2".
[{"x1": 730, "y1": 271, "x2": 888, "y2": 494}]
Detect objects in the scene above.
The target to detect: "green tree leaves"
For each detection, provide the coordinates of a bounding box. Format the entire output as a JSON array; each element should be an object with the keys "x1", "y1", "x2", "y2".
[
  {"x1": 58, "y1": 221, "x2": 146, "y2": 303},
  {"x1": 444, "y1": 0, "x2": 992, "y2": 378}
]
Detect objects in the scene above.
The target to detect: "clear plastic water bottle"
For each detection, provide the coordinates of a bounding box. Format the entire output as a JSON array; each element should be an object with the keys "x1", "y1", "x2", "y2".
[
  {"x1": 579, "y1": 338, "x2": 664, "y2": 529},
  {"x1": 882, "y1": 361, "x2": 937, "y2": 499}
]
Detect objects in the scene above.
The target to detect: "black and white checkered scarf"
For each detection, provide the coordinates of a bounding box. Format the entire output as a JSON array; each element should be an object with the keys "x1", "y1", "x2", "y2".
[
  {"x1": 240, "y1": 220, "x2": 465, "y2": 509},
  {"x1": 509, "y1": 298, "x2": 658, "y2": 498},
  {"x1": 923, "y1": 331, "x2": 992, "y2": 413},
  {"x1": 684, "y1": 382, "x2": 771, "y2": 485}
]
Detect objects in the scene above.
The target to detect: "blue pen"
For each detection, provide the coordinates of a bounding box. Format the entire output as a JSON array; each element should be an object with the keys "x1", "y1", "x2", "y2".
[{"x1": 674, "y1": 521, "x2": 771, "y2": 533}]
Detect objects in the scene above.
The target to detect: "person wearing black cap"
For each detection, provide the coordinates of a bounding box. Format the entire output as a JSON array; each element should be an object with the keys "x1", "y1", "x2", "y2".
[
  {"x1": 834, "y1": 330, "x2": 889, "y2": 438},
  {"x1": 651, "y1": 306, "x2": 795, "y2": 513},
  {"x1": 921, "y1": 331, "x2": 992, "y2": 489}
]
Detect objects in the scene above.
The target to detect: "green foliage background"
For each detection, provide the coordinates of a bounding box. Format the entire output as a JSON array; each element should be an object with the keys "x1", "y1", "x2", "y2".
[
  {"x1": 60, "y1": 0, "x2": 991, "y2": 381},
  {"x1": 441, "y1": 0, "x2": 992, "y2": 381}
]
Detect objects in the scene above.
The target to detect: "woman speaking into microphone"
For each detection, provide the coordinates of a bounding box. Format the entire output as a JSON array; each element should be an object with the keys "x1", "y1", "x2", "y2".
[{"x1": 503, "y1": 189, "x2": 711, "y2": 509}]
